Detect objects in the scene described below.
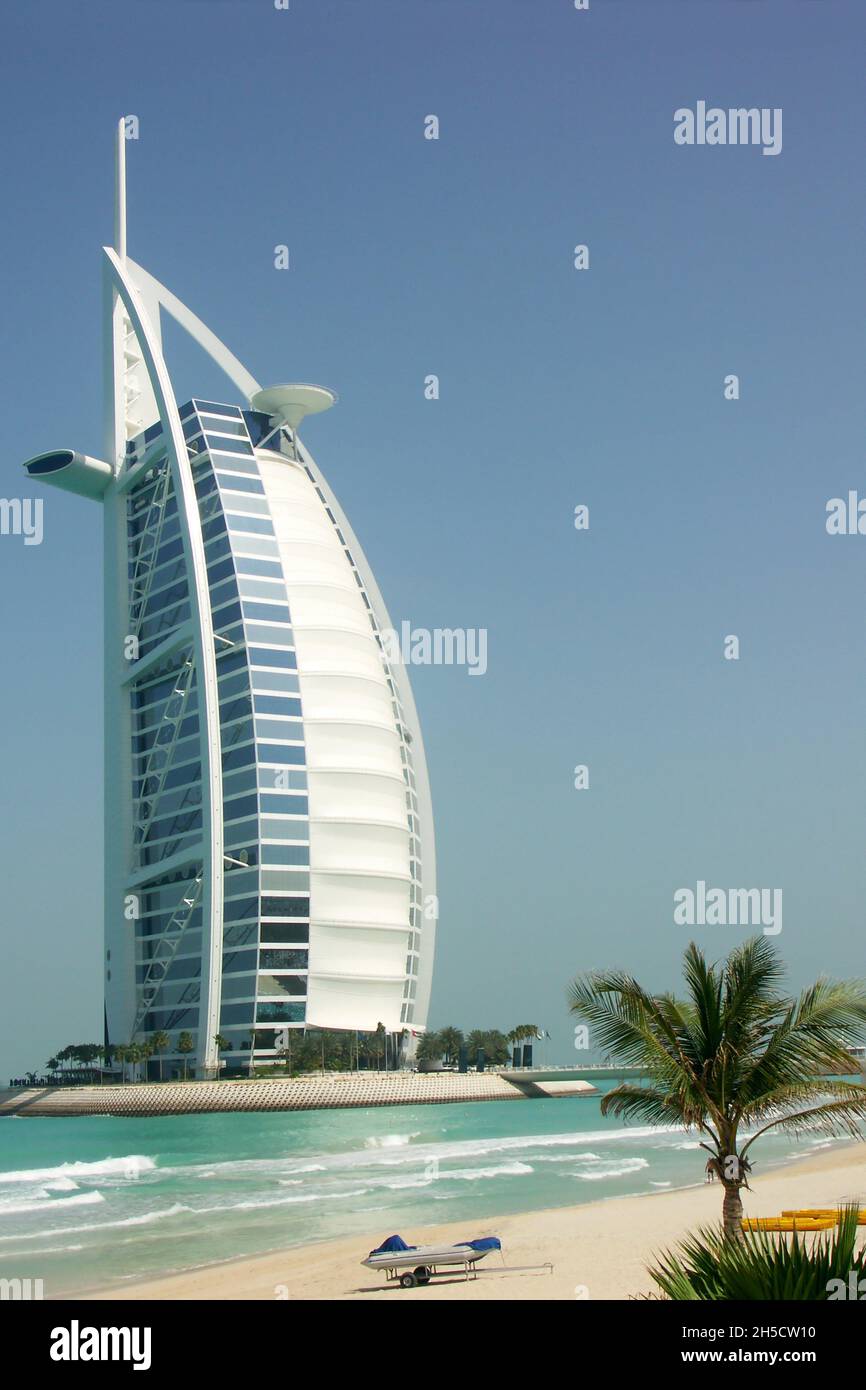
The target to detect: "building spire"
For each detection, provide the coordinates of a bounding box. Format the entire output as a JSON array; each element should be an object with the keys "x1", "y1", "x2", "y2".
[{"x1": 114, "y1": 117, "x2": 126, "y2": 260}]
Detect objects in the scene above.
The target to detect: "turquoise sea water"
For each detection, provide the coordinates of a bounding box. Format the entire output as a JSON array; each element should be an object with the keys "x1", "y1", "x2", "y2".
[{"x1": 0, "y1": 1085, "x2": 854, "y2": 1297}]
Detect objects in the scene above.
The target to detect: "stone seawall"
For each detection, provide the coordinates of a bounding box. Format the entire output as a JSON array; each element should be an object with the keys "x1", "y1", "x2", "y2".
[{"x1": 0, "y1": 1071, "x2": 596, "y2": 1119}]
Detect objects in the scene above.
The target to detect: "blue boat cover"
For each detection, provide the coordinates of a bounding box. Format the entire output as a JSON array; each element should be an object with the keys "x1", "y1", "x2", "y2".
[
  {"x1": 369, "y1": 1234, "x2": 501, "y2": 1255},
  {"x1": 371, "y1": 1234, "x2": 417, "y2": 1254}
]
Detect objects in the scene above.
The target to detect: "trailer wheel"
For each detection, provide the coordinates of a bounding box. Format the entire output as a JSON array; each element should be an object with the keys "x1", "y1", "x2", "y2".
[
  {"x1": 414, "y1": 1266, "x2": 431, "y2": 1285},
  {"x1": 399, "y1": 1272, "x2": 416, "y2": 1288}
]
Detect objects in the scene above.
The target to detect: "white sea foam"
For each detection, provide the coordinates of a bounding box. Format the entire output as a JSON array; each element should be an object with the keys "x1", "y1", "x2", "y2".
[
  {"x1": 281, "y1": 1125, "x2": 682, "y2": 1177},
  {"x1": 364, "y1": 1133, "x2": 420, "y2": 1149},
  {"x1": 152, "y1": 1125, "x2": 681, "y2": 1189},
  {"x1": 223, "y1": 1187, "x2": 371, "y2": 1211},
  {"x1": 441, "y1": 1161, "x2": 533, "y2": 1182},
  {"x1": 573, "y1": 1157, "x2": 650, "y2": 1181},
  {"x1": 0, "y1": 1203, "x2": 189, "y2": 1243},
  {"x1": 108, "y1": 1203, "x2": 190, "y2": 1228},
  {"x1": 530, "y1": 1151, "x2": 602, "y2": 1164},
  {"x1": 0, "y1": 1156, "x2": 156, "y2": 1185},
  {"x1": 0, "y1": 1191, "x2": 105, "y2": 1217}
]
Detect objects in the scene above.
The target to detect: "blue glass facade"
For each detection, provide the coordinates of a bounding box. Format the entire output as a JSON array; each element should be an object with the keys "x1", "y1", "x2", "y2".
[{"x1": 126, "y1": 402, "x2": 312, "y2": 1066}]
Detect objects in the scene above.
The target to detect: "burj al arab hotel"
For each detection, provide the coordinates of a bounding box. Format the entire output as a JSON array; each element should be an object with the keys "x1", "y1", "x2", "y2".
[{"x1": 23, "y1": 123, "x2": 436, "y2": 1078}]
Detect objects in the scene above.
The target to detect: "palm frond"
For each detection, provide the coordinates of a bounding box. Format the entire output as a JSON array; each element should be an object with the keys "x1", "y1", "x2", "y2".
[
  {"x1": 649, "y1": 1207, "x2": 864, "y2": 1300},
  {"x1": 741, "y1": 1093, "x2": 866, "y2": 1157},
  {"x1": 599, "y1": 1083, "x2": 693, "y2": 1130},
  {"x1": 734, "y1": 978, "x2": 866, "y2": 1112}
]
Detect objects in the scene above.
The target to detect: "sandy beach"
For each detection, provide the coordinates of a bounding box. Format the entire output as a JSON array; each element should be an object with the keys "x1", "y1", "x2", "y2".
[{"x1": 86, "y1": 1141, "x2": 866, "y2": 1302}]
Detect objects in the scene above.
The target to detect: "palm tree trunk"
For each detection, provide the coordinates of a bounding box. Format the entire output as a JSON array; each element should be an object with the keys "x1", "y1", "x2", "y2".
[{"x1": 722, "y1": 1181, "x2": 745, "y2": 1242}]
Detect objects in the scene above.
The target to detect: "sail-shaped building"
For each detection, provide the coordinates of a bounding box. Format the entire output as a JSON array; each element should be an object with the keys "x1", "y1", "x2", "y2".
[{"x1": 23, "y1": 124, "x2": 436, "y2": 1078}]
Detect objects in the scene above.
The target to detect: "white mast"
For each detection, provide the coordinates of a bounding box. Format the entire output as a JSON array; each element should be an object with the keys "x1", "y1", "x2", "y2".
[{"x1": 114, "y1": 117, "x2": 126, "y2": 261}]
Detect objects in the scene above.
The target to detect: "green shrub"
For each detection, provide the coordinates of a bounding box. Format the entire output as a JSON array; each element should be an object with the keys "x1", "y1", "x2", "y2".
[{"x1": 648, "y1": 1206, "x2": 866, "y2": 1300}]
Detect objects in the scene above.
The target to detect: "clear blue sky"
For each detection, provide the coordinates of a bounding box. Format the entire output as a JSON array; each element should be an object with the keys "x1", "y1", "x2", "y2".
[{"x1": 1, "y1": 0, "x2": 864, "y2": 1077}]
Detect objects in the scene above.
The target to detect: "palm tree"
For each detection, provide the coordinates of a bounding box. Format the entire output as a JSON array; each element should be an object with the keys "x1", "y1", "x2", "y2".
[
  {"x1": 467, "y1": 1029, "x2": 487, "y2": 1059},
  {"x1": 151, "y1": 1031, "x2": 170, "y2": 1081},
  {"x1": 177, "y1": 1032, "x2": 195, "y2": 1080},
  {"x1": 465, "y1": 1029, "x2": 507, "y2": 1067},
  {"x1": 114, "y1": 1044, "x2": 128, "y2": 1083},
  {"x1": 370, "y1": 1023, "x2": 386, "y2": 1072},
  {"x1": 415, "y1": 1031, "x2": 444, "y2": 1066},
  {"x1": 213, "y1": 1034, "x2": 230, "y2": 1075},
  {"x1": 480, "y1": 1029, "x2": 510, "y2": 1066},
  {"x1": 125, "y1": 1044, "x2": 138, "y2": 1084},
  {"x1": 438, "y1": 1027, "x2": 464, "y2": 1067},
  {"x1": 569, "y1": 938, "x2": 866, "y2": 1242}
]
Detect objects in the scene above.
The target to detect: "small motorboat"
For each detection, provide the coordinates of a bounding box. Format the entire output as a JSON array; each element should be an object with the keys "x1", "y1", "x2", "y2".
[{"x1": 362, "y1": 1233, "x2": 502, "y2": 1287}]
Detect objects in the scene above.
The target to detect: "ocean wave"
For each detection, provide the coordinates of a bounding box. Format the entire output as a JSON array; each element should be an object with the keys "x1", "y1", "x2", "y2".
[
  {"x1": 0, "y1": 1191, "x2": 105, "y2": 1217},
  {"x1": 292, "y1": 1125, "x2": 684, "y2": 1175},
  {"x1": 0, "y1": 1156, "x2": 156, "y2": 1186},
  {"x1": 529, "y1": 1151, "x2": 602, "y2": 1164},
  {"x1": 109, "y1": 1203, "x2": 190, "y2": 1228},
  {"x1": 148, "y1": 1124, "x2": 686, "y2": 1188},
  {"x1": 442, "y1": 1161, "x2": 533, "y2": 1182},
  {"x1": 0, "y1": 1202, "x2": 189, "y2": 1243},
  {"x1": 215, "y1": 1187, "x2": 372, "y2": 1212},
  {"x1": 364, "y1": 1133, "x2": 421, "y2": 1149},
  {"x1": 573, "y1": 1157, "x2": 650, "y2": 1181}
]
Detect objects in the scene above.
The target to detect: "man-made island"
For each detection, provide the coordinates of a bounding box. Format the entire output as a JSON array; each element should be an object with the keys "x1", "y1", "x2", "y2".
[{"x1": 0, "y1": 1069, "x2": 599, "y2": 1119}]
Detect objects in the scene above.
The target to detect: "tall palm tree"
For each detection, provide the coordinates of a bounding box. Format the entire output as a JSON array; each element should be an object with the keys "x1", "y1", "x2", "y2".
[
  {"x1": 568, "y1": 938, "x2": 866, "y2": 1241},
  {"x1": 481, "y1": 1029, "x2": 510, "y2": 1066},
  {"x1": 122, "y1": 1043, "x2": 139, "y2": 1082},
  {"x1": 213, "y1": 1034, "x2": 230, "y2": 1075},
  {"x1": 415, "y1": 1031, "x2": 443, "y2": 1065},
  {"x1": 177, "y1": 1032, "x2": 194, "y2": 1080},
  {"x1": 371, "y1": 1023, "x2": 386, "y2": 1072},
  {"x1": 467, "y1": 1029, "x2": 487, "y2": 1060},
  {"x1": 151, "y1": 1031, "x2": 170, "y2": 1082},
  {"x1": 438, "y1": 1026, "x2": 464, "y2": 1067},
  {"x1": 512, "y1": 1024, "x2": 539, "y2": 1042}
]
